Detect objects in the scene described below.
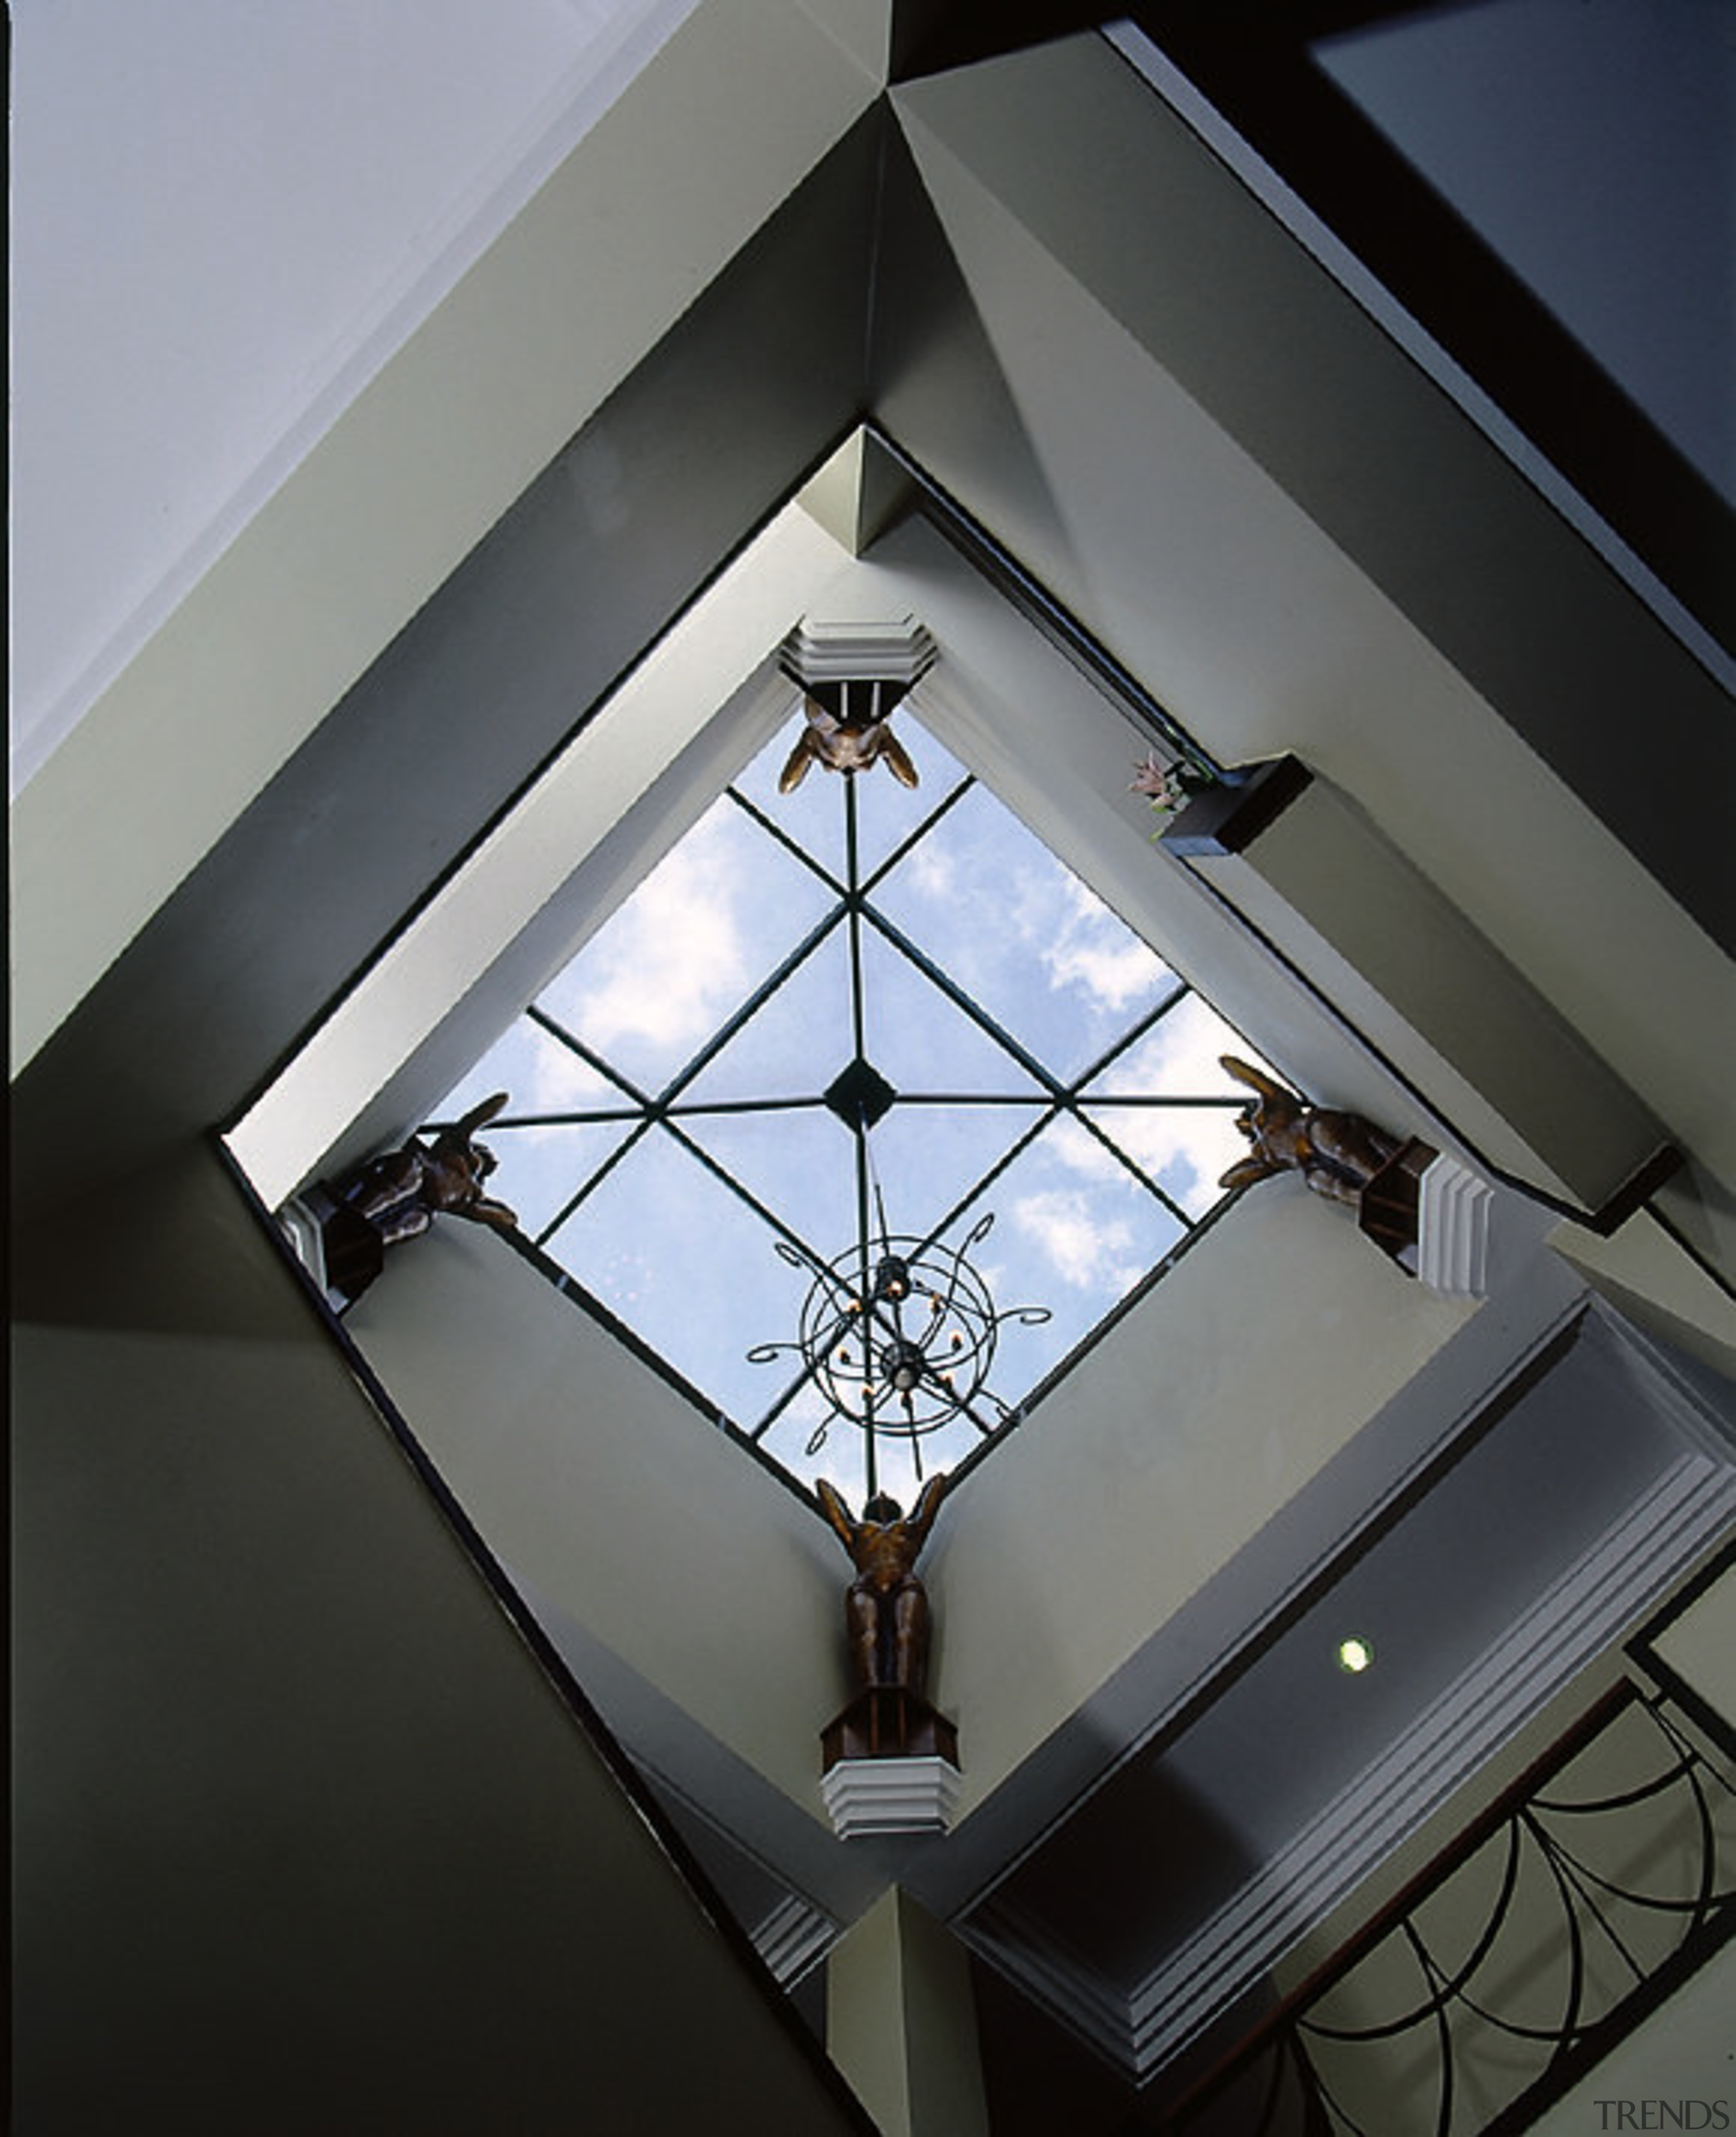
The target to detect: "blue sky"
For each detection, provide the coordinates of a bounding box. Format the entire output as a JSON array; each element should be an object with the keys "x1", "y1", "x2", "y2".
[{"x1": 437, "y1": 711, "x2": 1265, "y2": 1506}]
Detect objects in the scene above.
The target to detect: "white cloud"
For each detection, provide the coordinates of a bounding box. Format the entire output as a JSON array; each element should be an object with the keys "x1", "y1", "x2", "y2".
[
  {"x1": 566, "y1": 808, "x2": 751, "y2": 1056},
  {"x1": 1048, "y1": 931, "x2": 1162, "y2": 1012},
  {"x1": 1044, "y1": 1114, "x2": 1127, "y2": 1185},
  {"x1": 1101, "y1": 994, "x2": 1247, "y2": 1100},
  {"x1": 1078, "y1": 996, "x2": 1276, "y2": 1214},
  {"x1": 1042, "y1": 1098, "x2": 1217, "y2": 1216},
  {"x1": 903, "y1": 840, "x2": 955, "y2": 901},
  {"x1": 1011, "y1": 1188, "x2": 1141, "y2": 1291},
  {"x1": 526, "y1": 1044, "x2": 608, "y2": 1114},
  {"x1": 1025, "y1": 874, "x2": 1166, "y2": 1015}
]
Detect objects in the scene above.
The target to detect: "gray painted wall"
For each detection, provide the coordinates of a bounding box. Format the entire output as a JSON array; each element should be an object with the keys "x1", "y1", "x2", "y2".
[{"x1": 13, "y1": 1147, "x2": 871, "y2": 2132}]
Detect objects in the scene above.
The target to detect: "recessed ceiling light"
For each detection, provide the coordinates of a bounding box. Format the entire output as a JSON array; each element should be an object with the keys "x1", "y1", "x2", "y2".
[{"x1": 1337, "y1": 1636, "x2": 1375, "y2": 1674}]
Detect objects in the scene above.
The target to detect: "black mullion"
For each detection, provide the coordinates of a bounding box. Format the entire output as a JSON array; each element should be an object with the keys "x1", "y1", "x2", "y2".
[
  {"x1": 494, "y1": 1094, "x2": 855, "y2": 1128},
  {"x1": 859, "y1": 772, "x2": 976, "y2": 899},
  {"x1": 907, "y1": 1104, "x2": 1062, "y2": 1263},
  {"x1": 844, "y1": 773, "x2": 868, "y2": 1061},
  {"x1": 658, "y1": 1117, "x2": 836, "y2": 1291},
  {"x1": 486, "y1": 1107, "x2": 657, "y2": 1129},
  {"x1": 939, "y1": 1390, "x2": 1009, "y2": 1441},
  {"x1": 1068, "y1": 975, "x2": 1191, "y2": 1090},
  {"x1": 747, "y1": 1353, "x2": 835, "y2": 1445},
  {"x1": 1041, "y1": 982, "x2": 1204, "y2": 1224},
  {"x1": 511, "y1": 1007, "x2": 663, "y2": 1249},
  {"x1": 526, "y1": 1002, "x2": 656, "y2": 1106},
  {"x1": 1067, "y1": 1107, "x2": 1196, "y2": 1229},
  {"x1": 1083, "y1": 1095, "x2": 1249, "y2": 1110},
  {"x1": 859, "y1": 904, "x2": 1066, "y2": 1099},
  {"x1": 1058, "y1": 989, "x2": 1246, "y2": 1224},
  {"x1": 534, "y1": 1116, "x2": 659, "y2": 1249},
  {"x1": 842, "y1": 773, "x2": 880, "y2": 1493},
  {"x1": 857, "y1": 905, "x2": 1202, "y2": 1236},
  {"x1": 663, "y1": 1095, "x2": 832, "y2": 1121},
  {"x1": 854, "y1": 1107, "x2": 878, "y2": 1499},
  {"x1": 865, "y1": 1092, "x2": 1053, "y2": 1108},
  {"x1": 726, "y1": 783, "x2": 847, "y2": 899},
  {"x1": 652, "y1": 902, "x2": 848, "y2": 1114}
]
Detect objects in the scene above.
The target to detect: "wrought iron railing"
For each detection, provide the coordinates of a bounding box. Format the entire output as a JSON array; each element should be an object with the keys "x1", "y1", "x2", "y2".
[{"x1": 1158, "y1": 1681, "x2": 1736, "y2": 2137}]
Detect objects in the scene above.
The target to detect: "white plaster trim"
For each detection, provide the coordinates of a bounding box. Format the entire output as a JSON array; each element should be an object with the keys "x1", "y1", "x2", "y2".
[
  {"x1": 968, "y1": 1447, "x2": 1736, "y2": 2083},
  {"x1": 1416, "y1": 1152, "x2": 1493, "y2": 1297},
  {"x1": 1124, "y1": 1452, "x2": 1736, "y2": 2075},
  {"x1": 783, "y1": 618, "x2": 938, "y2": 684},
  {"x1": 753, "y1": 1893, "x2": 839, "y2": 1987},
  {"x1": 277, "y1": 1198, "x2": 329, "y2": 1291},
  {"x1": 960, "y1": 1889, "x2": 1136, "y2": 2074},
  {"x1": 821, "y1": 1757, "x2": 964, "y2": 1838}
]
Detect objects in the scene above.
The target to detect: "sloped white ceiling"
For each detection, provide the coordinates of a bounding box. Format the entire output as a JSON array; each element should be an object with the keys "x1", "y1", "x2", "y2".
[{"x1": 9, "y1": 0, "x2": 696, "y2": 791}]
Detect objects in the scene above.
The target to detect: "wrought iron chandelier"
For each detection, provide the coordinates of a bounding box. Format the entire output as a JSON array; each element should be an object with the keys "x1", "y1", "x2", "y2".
[
  {"x1": 745, "y1": 624, "x2": 1048, "y2": 1488},
  {"x1": 747, "y1": 1133, "x2": 1049, "y2": 1477}
]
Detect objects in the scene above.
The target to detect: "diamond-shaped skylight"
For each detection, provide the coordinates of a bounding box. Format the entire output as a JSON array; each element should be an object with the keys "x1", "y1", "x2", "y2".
[{"x1": 433, "y1": 710, "x2": 1266, "y2": 1503}]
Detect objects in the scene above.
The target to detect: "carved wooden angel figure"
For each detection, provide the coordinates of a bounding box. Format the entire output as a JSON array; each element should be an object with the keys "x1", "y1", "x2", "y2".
[
  {"x1": 777, "y1": 689, "x2": 920, "y2": 793},
  {"x1": 816, "y1": 1475, "x2": 949, "y2": 1695},
  {"x1": 332, "y1": 1092, "x2": 519, "y2": 1247},
  {"x1": 1217, "y1": 1056, "x2": 1401, "y2": 1209}
]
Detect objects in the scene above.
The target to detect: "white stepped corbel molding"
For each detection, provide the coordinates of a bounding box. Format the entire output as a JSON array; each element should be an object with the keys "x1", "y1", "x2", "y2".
[
  {"x1": 1415, "y1": 1152, "x2": 1493, "y2": 1297},
  {"x1": 751, "y1": 1894, "x2": 838, "y2": 1989},
  {"x1": 782, "y1": 617, "x2": 937, "y2": 686},
  {"x1": 821, "y1": 1756, "x2": 963, "y2": 1839}
]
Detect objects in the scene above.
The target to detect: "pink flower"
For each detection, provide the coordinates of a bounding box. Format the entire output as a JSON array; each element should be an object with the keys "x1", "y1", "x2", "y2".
[{"x1": 1129, "y1": 752, "x2": 1187, "y2": 812}]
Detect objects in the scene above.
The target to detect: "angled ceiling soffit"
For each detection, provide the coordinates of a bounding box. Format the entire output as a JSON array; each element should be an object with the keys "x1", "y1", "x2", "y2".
[
  {"x1": 949, "y1": 1303, "x2": 1736, "y2": 2083},
  {"x1": 10, "y1": 0, "x2": 885, "y2": 1082},
  {"x1": 9, "y1": 111, "x2": 886, "y2": 1227},
  {"x1": 884, "y1": 33, "x2": 1736, "y2": 962}
]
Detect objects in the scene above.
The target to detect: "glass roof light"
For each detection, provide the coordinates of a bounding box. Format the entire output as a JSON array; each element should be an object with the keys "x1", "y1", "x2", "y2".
[
  {"x1": 427, "y1": 612, "x2": 1272, "y2": 1503},
  {"x1": 751, "y1": 1208, "x2": 1050, "y2": 1491},
  {"x1": 747, "y1": 639, "x2": 1053, "y2": 1493}
]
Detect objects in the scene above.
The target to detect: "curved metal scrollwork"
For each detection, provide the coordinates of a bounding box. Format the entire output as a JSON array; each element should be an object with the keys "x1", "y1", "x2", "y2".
[
  {"x1": 747, "y1": 1215, "x2": 1050, "y2": 1457},
  {"x1": 1162, "y1": 1685, "x2": 1736, "y2": 2137}
]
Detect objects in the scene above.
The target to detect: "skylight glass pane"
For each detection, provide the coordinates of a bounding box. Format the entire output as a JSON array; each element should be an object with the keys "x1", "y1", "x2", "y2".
[
  {"x1": 417, "y1": 683, "x2": 1273, "y2": 1499},
  {"x1": 1078, "y1": 1105, "x2": 1237, "y2": 1223},
  {"x1": 850, "y1": 713, "x2": 972, "y2": 881},
  {"x1": 542, "y1": 1128, "x2": 801, "y2": 1425},
  {"x1": 755, "y1": 1373, "x2": 995, "y2": 1511},
  {"x1": 874, "y1": 1409, "x2": 998, "y2": 1502},
  {"x1": 501, "y1": 1122, "x2": 641, "y2": 1241},
  {"x1": 726, "y1": 707, "x2": 967, "y2": 887},
  {"x1": 731, "y1": 718, "x2": 850, "y2": 884},
  {"x1": 870, "y1": 781, "x2": 1179, "y2": 1079},
  {"x1": 946, "y1": 1123, "x2": 1189, "y2": 1397},
  {"x1": 431, "y1": 1020, "x2": 639, "y2": 1236},
  {"x1": 1082, "y1": 996, "x2": 1271, "y2": 1216},
  {"x1": 857, "y1": 924, "x2": 1046, "y2": 1098},
  {"x1": 1085, "y1": 991, "x2": 1259, "y2": 1097},
  {"x1": 678, "y1": 924, "x2": 850, "y2": 1106},
  {"x1": 674, "y1": 1108, "x2": 861, "y2": 1270},
  {"x1": 436, "y1": 1015, "x2": 623, "y2": 1124},
  {"x1": 860, "y1": 1101, "x2": 1049, "y2": 1247},
  {"x1": 534, "y1": 793, "x2": 835, "y2": 1094}
]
